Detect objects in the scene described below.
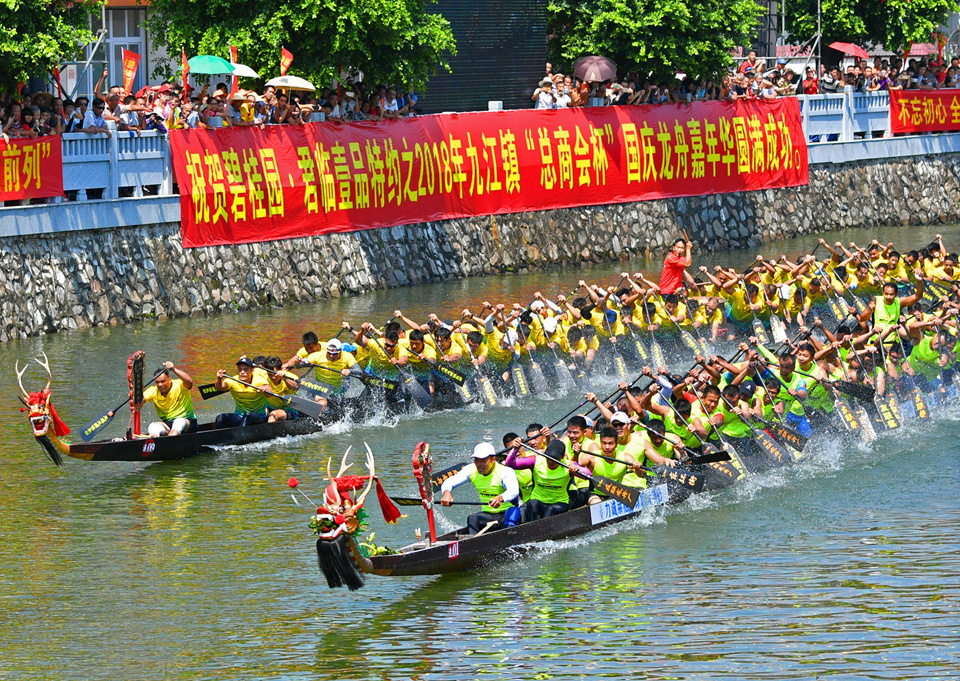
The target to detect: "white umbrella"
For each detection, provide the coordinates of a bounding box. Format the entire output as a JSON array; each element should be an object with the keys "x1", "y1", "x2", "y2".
[
  {"x1": 265, "y1": 75, "x2": 316, "y2": 91},
  {"x1": 230, "y1": 63, "x2": 260, "y2": 78}
]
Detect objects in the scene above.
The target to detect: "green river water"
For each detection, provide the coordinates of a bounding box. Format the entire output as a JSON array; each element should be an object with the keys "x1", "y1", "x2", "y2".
[{"x1": 1, "y1": 225, "x2": 958, "y2": 680}]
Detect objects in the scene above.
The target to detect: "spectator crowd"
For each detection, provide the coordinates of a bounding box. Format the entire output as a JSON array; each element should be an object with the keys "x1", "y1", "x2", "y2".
[
  {"x1": 531, "y1": 52, "x2": 960, "y2": 109},
  {"x1": 1, "y1": 67, "x2": 423, "y2": 143}
]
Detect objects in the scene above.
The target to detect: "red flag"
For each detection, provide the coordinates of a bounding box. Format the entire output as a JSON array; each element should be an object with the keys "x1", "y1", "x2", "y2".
[
  {"x1": 229, "y1": 45, "x2": 239, "y2": 99},
  {"x1": 51, "y1": 66, "x2": 63, "y2": 98},
  {"x1": 181, "y1": 48, "x2": 190, "y2": 92},
  {"x1": 121, "y1": 48, "x2": 141, "y2": 94},
  {"x1": 280, "y1": 47, "x2": 294, "y2": 76}
]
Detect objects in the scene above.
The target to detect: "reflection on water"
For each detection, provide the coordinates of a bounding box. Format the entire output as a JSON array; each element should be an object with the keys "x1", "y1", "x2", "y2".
[{"x1": 1, "y1": 224, "x2": 958, "y2": 679}]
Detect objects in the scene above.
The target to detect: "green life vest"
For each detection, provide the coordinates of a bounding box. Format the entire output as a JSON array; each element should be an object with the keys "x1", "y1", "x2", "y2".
[
  {"x1": 911, "y1": 336, "x2": 942, "y2": 379},
  {"x1": 665, "y1": 410, "x2": 700, "y2": 448},
  {"x1": 531, "y1": 456, "x2": 571, "y2": 505},
  {"x1": 774, "y1": 370, "x2": 807, "y2": 416},
  {"x1": 515, "y1": 467, "x2": 534, "y2": 502},
  {"x1": 468, "y1": 462, "x2": 516, "y2": 513},
  {"x1": 874, "y1": 295, "x2": 900, "y2": 328},
  {"x1": 563, "y1": 435, "x2": 592, "y2": 490},
  {"x1": 718, "y1": 400, "x2": 752, "y2": 438},
  {"x1": 618, "y1": 440, "x2": 647, "y2": 489},
  {"x1": 799, "y1": 362, "x2": 833, "y2": 413},
  {"x1": 593, "y1": 449, "x2": 627, "y2": 482}
]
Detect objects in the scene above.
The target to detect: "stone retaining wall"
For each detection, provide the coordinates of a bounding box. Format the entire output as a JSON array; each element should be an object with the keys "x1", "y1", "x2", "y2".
[{"x1": 3, "y1": 154, "x2": 959, "y2": 342}]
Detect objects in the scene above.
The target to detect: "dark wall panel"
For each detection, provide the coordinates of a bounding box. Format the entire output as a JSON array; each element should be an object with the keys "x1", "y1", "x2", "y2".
[{"x1": 423, "y1": 0, "x2": 546, "y2": 113}]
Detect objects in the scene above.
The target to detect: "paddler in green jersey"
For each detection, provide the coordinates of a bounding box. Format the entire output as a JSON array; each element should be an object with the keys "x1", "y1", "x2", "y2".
[
  {"x1": 440, "y1": 442, "x2": 521, "y2": 534},
  {"x1": 578, "y1": 425, "x2": 647, "y2": 504},
  {"x1": 714, "y1": 383, "x2": 763, "y2": 458},
  {"x1": 621, "y1": 419, "x2": 681, "y2": 489},
  {"x1": 561, "y1": 415, "x2": 601, "y2": 509},
  {"x1": 505, "y1": 439, "x2": 591, "y2": 522},
  {"x1": 858, "y1": 278, "x2": 926, "y2": 343}
]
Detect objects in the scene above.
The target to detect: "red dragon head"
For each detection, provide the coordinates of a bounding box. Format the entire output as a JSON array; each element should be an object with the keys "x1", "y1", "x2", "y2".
[
  {"x1": 18, "y1": 352, "x2": 69, "y2": 466},
  {"x1": 312, "y1": 445, "x2": 378, "y2": 541}
]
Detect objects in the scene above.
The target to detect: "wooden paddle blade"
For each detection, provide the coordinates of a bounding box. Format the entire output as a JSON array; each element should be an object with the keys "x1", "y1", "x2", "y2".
[
  {"x1": 527, "y1": 362, "x2": 551, "y2": 393},
  {"x1": 689, "y1": 449, "x2": 731, "y2": 465},
  {"x1": 911, "y1": 389, "x2": 931, "y2": 419},
  {"x1": 755, "y1": 429, "x2": 795, "y2": 465},
  {"x1": 298, "y1": 377, "x2": 334, "y2": 396},
  {"x1": 593, "y1": 474, "x2": 640, "y2": 509},
  {"x1": 511, "y1": 365, "x2": 531, "y2": 397},
  {"x1": 553, "y1": 359, "x2": 578, "y2": 393},
  {"x1": 473, "y1": 374, "x2": 499, "y2": 407},
  {"x1": 286, "y1": 393, "x2": 325, "y2": 419},
  {"x1": 833, "y1": 380, "x2": 875, "y2": 402},
  {"x1": 198, "y1": 383, "x2": 227, "y2": 400},
  {"x1": 873, "y1": 397, "x2": 901, "y2": 430},
  {"x1": 80, "y1": 408, "x2": 116, "y2": 442},
  {"x1": 680, "y1": 331, "x2": 700, "y2": 355},
  {"x1": 431, "y1": 462, "x2": 470, "y2": 491},
  {"x1": 833, "y1": 398, "x2": 863, "y2": 433},
  {"x1": 656, "y1": 466, "x2": 705, "y2": 493},
  {"x1": 360, "y1": 374, "x2": 399, "y2": 392},
  {"x1": 651, "y1": 341, "x2": 667, "y2": 369},
  {"x1": 770, "y1": 315, "x2": 788, "y2": 345},
  {"x1": 611, "y1": 350, "x2": 627, "y2": 378},
  {"x1": 632, "y1": 338, "x2": 649, "y2": 362},
  {"x1": 752, "y1": 319, "x2": 769, "y2": 345},
  {"x1": 697, "y1": 336, "x2": 711, "y2": 355},
  {"x1": 760, "y1": 418, "x2": 808, "y2": 451},
  {"x1": 402, "y1": 373, "x2": 433, "y2": 408},
  {"x1": 432, "y1": 363, "x2": 466, "y2": 386}
]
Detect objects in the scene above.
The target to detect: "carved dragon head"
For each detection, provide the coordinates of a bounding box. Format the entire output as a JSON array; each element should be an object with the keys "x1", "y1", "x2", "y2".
[
  {"x1": 18, "y1": 352, "x2": 69, "y2": 466},
  {"x1": 312, "y1": 444, "x2": 377, "y2": 541}
]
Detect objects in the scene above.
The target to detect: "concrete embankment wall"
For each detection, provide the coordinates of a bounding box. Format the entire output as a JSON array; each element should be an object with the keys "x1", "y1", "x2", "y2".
[{"x1": 2, "y1": 150, "x2": 960, "y2": 342}]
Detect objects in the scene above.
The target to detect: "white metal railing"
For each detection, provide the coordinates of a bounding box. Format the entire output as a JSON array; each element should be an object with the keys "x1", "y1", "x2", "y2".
[
  {"x1": 798, "y1": 88, "x2": 892, "y2": 143},
  {"x1": 60, "y1": 123, "x2": 173, "y2": 201}
]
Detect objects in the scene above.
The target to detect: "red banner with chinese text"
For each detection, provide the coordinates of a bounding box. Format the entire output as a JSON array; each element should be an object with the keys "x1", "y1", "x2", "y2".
[
  {"x1": 121, "y1": 48, "x2": 141, "y2": 94},
  {"x1": 170, "y1": 100, "x2": 808, "y2": 248},
  {"x1": 890, "y1": 90, "x2": 960, "y2": 133},
  {"x1": 0, "y1": 136, "x2": 63, "y2": 201}
]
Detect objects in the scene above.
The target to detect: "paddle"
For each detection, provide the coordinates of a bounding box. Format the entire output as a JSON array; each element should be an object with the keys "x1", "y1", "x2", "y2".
[
  {"x1": 754, "y1": 272, "x2": 788, "y2": 344},
  {"x1": 518, "y1": 443, "x2": 641, "y2": 509},
  {"x1": 499, "y1": 308, "x2": 533, "y2": 397},
  {"x1": 532, "y1": 312, "x2": 578, "y2": 394},
  {"x1": 607, "y1": 287, "x2": 650, "y2": 363},
  {"x1": 649, "y1": 289, "x2": 701, "y2": 356},
  {"x1": 717, "y1": 392, "x2": 795, "y2": 467},
  {"x1": 792, "y1": 367, "x2": 875, "y2": 402},
  {"x1": 367, "y1": 332, "x2": 433, "y2": 409},
  {"x1": 80, "y1": 374, "x2": 159, "y2": 442},
  {"x1": 636, "y1": 291, "x2": 667, "y2": 368},
  {"x1": 618, "y1": 422, "x2": 706, "y2": 493},
  {"x1": 513, "y1": 313, "x2": 551, "y2": 392},
  {"x1": 226, "y1": 376, "x2": 325, "y2": 419},
  {"x1": 748, "y1": 362, "x2": 809, "y2": 451},
  {"x1": 740, "y1": 277, "x2": 770, "y2": 345},
  {"x1": 302, "y1": 361, "x2": 400, "y2": 392},
  {"x1": 390, "y1": 496, "x2": 480, "y2": 507}
]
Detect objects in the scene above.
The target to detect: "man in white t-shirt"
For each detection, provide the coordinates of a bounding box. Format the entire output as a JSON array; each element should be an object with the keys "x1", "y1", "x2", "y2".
[
  {"x1": 533, "y1": 77, "x2": 555, "y2": 109},
  {"x1": 324, "y1": 92, "x2": 345, "y2": 122},
  {"x1": 382, "y1": 89, "x2": 400, "y2": 119}
]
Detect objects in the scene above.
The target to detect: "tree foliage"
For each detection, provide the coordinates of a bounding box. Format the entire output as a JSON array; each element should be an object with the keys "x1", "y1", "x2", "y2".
[
  {"x1": 0, "y1": 0, "x2": 101, "y2": 93},
  {"x1": 145, "y1": 0, "x2": 456, "y2": 90},
  {"x1": 547, "y1": 0, "x2": 765, "y2": 80},
  {"x1": 785, "y1": 0, "x2": 960, "y2": 53}
]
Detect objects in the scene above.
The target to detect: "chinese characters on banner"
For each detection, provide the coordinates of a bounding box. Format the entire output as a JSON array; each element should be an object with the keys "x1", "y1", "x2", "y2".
[
  {"x1": 169, "y1": 100, "x2": 809, "y2": 248},
  {"x1": 890, "y1": 90, "x2": 960, "y2": 133},
  {"x1": 121, "y1": 49, "x2": 141, "y2": 94},
  {"x1": 0, "y1": 136, "x2": 63, "y2": 201}
]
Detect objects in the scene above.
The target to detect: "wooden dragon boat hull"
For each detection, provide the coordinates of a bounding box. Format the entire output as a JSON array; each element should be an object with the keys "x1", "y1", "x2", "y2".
[{"x1": 358, "y1": 484, "x2": 670, "y2": 578}]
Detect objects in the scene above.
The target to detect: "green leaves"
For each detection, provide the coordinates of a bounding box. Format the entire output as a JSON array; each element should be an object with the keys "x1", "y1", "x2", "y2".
[
  {"x1": 0, "y1": 0, "x2": 101, "y2": 93},
  {"x1": 786, "y1": 0, "x2": 960, "y2": 55},
  {"x1": 146, "y1": 0, "x2": 456, "y2": 90},
  {"x1": 547, "y1": 0, "x2": 764, "y2": 80}
]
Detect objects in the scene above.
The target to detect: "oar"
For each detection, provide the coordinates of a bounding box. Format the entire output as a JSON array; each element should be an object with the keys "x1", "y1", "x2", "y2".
[
  {"x1": 227, "y1": 376, "x2": 325, "y2": 420},
  {"x1": 513, "y1": 313, "x2": 551, "y2": 392},
  {"x1": 500, "y1": 308, "x2": 533, "y2": 397},
  {"x1": 532, "y1": 312, "x2": 578, "y2": 393},
  {"x1": 303, "y1": 361, "x2": 400, "y2": 392},
  {"x1": 80, "y1": 374, "x2": 159, "y2": 442},
  {"x1": 461, "y1": 330, "x2": 499, "y2": 407},
  {"x1": 368, "y1": 332, "x2": 433, "y2": 409},
  {"x1": 390, "y1": 496, "x2": 480, "y2": 507},
  {"x1": 648, "y1": 289, "x2": 701, "y2": 356},
  {"x1": 252, "y1": 363, "x2": 336, "y2": 397},
  {"x1": 518, "y1": 443, "x2": 640, "y2": 508},
  {"x1": 717, "y1": 392, "x2": 794, "y2": 466},
  {"x1": 621, "y1": 422, "x2": 707, "y2": 492},
  {"x1": 595, "y1": 295, "x2": 628, "y2": 378},
  {"x1": 197, "y1": 382, "x2": 227, "y2": 399},
  {"x1": 749, "y1": 362, "x2": 809, "y2": 451},
  {"x1": 607, "y1": 287, "x2": 651, "y2": 363},
  {"x1": 741, "y1": 277, "x2": 770, "y2": 345},
  {"x1": 792, "y1": 367, "x2": 875, "y2": 402},
  {"x1": 641, "y1": 293, "x2": 668, "y2": 368},
  {"x1": 756, "y1": 276, "x2": 788, "y2": 344}
]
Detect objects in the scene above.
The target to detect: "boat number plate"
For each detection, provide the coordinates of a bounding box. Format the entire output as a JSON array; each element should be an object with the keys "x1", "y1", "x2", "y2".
[
  {"x1": 142, "y1": 439, "x2": 156, "y2": 455},
  {"x1": 448, "y1": 542, "x2": 459, "y2": 560},
  {"x1": 589, "y1": 484, "x2": 668, "y2": 526}
]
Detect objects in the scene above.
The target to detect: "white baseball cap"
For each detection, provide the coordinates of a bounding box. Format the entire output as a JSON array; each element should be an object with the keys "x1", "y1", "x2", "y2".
[
  {"x1": 610, "y1": 411, "x2": 631, "y2": 424},
  {"x1": 530, "y1": 300, "x2": 545, "y2": 311},
  {"x1": 472, "y1": 442, "x2": 497, "y2": 459},
  {"x1": 327, "y1": 338, "x2": 343, "y2": 352},
  {"x1": 542, "y1": 316, "x2": 559, "y2": 333}
]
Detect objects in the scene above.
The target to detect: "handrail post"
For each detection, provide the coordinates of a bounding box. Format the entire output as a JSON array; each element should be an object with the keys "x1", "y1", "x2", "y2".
[
  {"x1": 161, "y1": 134, "x2": 173, "y2": 196},
  {"x1": 107, "y1": 121, "x2": 120, "y2": 199},
  {"x1": 841, "y1": 86, "x2": 854, "y2": 142}
]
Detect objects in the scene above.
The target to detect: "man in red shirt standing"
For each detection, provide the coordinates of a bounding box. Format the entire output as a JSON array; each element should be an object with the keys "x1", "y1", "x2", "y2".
[{"x1": 659, "y1": 236, "x2": 692, "y2": 295}]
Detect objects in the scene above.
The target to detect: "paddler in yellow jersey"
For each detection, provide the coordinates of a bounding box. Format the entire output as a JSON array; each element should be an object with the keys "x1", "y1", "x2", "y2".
[
  {"x1": 282, "y1": 331, "x2": 321, "y2": 370},
  {"x1": 259, "y1": 356, "x2": 302, "y2": 423},
  {"x1": 577, "y1": 423, "x2": 652, "y2": 504},
  {"x1": 440, "y1": 442, "x2": 521, "y2": 534},
  {"x1": 142, "y1": 361, "x2": 197, "y2": 437},
  {"x1": 303, "y1": 338, "x2": 362, "y2": 413},
  {"x1": 214, "y1": 355, "x2": 269, "y2": 428}
]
